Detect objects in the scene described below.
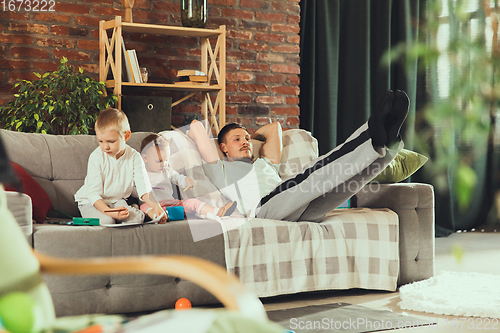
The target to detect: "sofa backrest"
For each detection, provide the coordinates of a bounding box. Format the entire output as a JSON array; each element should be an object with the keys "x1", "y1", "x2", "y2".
[
  {"x1": 0, "y1": 129, "x2": 152, "y2": 217},
  {"x1": 0, "y1": 127, "x2": 319, "y2": 218}
]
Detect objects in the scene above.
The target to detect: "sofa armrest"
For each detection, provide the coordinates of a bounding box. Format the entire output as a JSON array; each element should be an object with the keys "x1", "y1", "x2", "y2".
[
  {"x1": 356, "y1": 183, "x2": 435, "y2": 285},
  {"x1": 6, "y1": 191, "x2": 33, "y2": 245}
]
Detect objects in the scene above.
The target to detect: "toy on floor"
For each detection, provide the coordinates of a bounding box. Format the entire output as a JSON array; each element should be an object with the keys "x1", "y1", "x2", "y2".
[
  {"x1": 175, "y1": 297, "x2": 192, "y2": 310},
  {"x1": 0, "y1": 292, "x2": 37, "y2": 333}
]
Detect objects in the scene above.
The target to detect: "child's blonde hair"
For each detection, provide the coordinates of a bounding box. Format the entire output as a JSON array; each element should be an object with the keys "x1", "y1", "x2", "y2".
[{"x1": 95, "y1": 108, "x2": 130, "y2": 136}]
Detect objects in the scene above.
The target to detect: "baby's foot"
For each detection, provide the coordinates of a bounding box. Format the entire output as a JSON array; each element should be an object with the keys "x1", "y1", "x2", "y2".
[
  {"x1": 217, "y1": 201, "x2": 237, "y2": 217},
  {"x1": 368, "y1": 90, "x2": 394, "y2": 148}
]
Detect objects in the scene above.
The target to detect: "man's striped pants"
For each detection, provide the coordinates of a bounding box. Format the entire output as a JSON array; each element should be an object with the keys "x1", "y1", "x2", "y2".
[{"x1": 256, "y1": 123, "x2": 402, "y2": 222}]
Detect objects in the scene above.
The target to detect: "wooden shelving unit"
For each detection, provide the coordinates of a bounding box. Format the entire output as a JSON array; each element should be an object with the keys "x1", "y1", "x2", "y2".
[{"x1": 99, "y1": 16, "x2": 226, "y2": 132}]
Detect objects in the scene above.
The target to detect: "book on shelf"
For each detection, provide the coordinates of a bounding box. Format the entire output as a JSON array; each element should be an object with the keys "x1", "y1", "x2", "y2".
[
  {"x1": 132, "y1": 50, "x2": 142, "y2": 83},
  {"x1": 127, "y1": 49, "x2": 142, "y2": 83},
  {"x1": 126, "y1": 51, "x2": 135, "y2": 82},
  {"x1": 179, "y1": 75, "x2": 208, "y2": 82},
  {"x1": 177, "y1": 69, "x2": 206, "y2": 77},
  {"x1": 121, "y1": 36, "x2": 133, "y2": 83},
  {"x1": 174, "y1": 81, "x2": 209, "y2": 86}
]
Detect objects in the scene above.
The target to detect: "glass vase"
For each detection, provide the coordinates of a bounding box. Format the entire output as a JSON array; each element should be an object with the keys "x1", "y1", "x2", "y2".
[{"x1": 181, "y1": 0, "x2": 207, "y2": 28}]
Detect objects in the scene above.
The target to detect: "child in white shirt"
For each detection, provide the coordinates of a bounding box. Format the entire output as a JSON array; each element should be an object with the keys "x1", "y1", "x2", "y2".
[
  {"x1": 75, "y1": 108, "x2": 166, "y2": 225},
  {"x1": 139, "y1": 133, "x2": 237, "y2": 219}
]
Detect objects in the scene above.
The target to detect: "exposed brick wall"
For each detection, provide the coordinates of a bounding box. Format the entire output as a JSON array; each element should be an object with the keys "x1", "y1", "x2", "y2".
[{"x1": 0, "y1": 0, "x2": 300, "y2": 131}]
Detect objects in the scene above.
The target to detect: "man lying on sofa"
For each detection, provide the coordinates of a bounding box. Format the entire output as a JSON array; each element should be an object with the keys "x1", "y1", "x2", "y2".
[{"x1": 188, "y1": 90, "x2": 409, "y2": 222}]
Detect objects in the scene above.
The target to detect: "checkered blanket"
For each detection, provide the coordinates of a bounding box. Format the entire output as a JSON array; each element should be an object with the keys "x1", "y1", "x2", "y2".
[{"x1": 218, "y1": 208, "x2": 399, "y2": 297}]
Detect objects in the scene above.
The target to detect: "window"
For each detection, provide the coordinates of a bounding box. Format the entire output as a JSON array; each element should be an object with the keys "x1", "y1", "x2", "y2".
[{"x1": 435, "y1": 0, "x2": 497, "y2": 99}]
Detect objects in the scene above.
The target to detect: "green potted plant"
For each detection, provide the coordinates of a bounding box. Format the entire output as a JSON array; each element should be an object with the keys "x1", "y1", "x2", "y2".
[
  {"x1": 0, "y1": 57, "x2": 116, "y2": 135},
  {"x1": 384, "y1": 0, "x2": 498, "y2": 211}
]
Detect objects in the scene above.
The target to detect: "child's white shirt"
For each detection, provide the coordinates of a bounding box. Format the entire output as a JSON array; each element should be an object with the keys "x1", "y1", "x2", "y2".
[
  {"x1": 147, "y1": 165, "x2": 187, "y2": 202},
  {"x1": 75, "y1": 145, "x2": 152, "y2": 206}
]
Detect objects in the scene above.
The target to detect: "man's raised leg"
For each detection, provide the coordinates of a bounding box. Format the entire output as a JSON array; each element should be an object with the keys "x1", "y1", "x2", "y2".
[
  {"x1": 255, "y1": 90, "x2": 409, "y2": 222},
  {"x1": 256, "y1": 122, "x2": 386, "y2": 221}
]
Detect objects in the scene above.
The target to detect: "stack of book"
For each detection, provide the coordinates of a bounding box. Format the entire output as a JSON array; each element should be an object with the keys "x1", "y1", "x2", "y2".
[
  {"x1": 175, "y1": 70, "x2": 209, "y2": 85},
  {"x1": 121, "y1": 36, "x2": 143, "y2": 83}
]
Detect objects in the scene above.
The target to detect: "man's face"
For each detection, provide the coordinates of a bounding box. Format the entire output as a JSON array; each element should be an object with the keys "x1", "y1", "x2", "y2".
[
  {"x1": 220, "y1": 128, "x2": 253, "y2": 161},
  {"x1": 142, "y1": 145, "x2": 169, "y2": 173},
  {"x1": 96, "y1": 128, "x2": 129, "y2": 159}
]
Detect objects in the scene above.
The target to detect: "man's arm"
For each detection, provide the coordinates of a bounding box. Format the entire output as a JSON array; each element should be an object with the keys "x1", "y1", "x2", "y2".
[
  {"x1": 252, "y1": 122, "x2": 282, "y2": 164},
  {"x1": 188, "y1": 120, "x2": 219, "y2": 164}
]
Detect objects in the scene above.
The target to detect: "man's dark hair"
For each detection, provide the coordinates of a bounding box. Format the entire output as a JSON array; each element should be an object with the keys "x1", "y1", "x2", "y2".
[{"x1": 217, "y1": 122, "x2": 248, "y2": 145}]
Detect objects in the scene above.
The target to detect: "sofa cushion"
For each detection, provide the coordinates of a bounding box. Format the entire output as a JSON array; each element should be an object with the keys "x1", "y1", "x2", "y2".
[
  {"x1": 34, "y1": 219, "x2": 226, "y2": 316},
  {"x1": 0, "y1": 130, "x2": 96, "y2": 217},
  {"x1": 5, "y1": 162, "x2": 53, "y2": 222}
]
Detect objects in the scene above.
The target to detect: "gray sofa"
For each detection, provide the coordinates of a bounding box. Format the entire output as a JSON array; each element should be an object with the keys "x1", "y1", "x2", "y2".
[{"x1": 1, "y1": 128, "x2": 435, "y2": 317}]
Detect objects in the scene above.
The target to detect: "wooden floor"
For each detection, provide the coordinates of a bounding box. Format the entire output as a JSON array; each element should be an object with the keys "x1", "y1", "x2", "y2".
[{"x1": 261, "y1": 231, "x2": 500, "y2": 332}]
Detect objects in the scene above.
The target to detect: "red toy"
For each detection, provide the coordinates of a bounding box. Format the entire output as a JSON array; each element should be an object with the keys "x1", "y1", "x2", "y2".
[{"x1": 175, "y1": 298, "x2": 192, "y2": 310}]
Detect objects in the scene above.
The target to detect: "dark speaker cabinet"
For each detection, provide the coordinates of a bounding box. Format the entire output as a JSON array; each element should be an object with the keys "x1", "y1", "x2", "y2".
[{"x1": 121, "y1": 95, "x2": 172, "y2": 133}]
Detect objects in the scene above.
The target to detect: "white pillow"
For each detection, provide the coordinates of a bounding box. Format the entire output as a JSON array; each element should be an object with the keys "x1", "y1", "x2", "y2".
[
  {"x1": 279, "y1": 129, "x2": 319, "y2": 179},
  {"x1": 212, "y1": 129, "x2": 318, "y2": 179}
]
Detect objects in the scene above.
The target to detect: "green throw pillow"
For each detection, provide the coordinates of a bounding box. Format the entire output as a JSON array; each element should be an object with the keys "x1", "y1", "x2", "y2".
[{"x1": 371, "y1": 149, "x2": 428, "y2": 184}]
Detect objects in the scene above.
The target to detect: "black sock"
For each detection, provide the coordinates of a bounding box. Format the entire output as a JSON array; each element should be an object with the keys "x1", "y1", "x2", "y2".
[
  {"x1": 385, "y1": 90, "x2": 409, "y2": 146},
  {"x1": 368, "y1": 90, "x2": 394, "y2": 148}
]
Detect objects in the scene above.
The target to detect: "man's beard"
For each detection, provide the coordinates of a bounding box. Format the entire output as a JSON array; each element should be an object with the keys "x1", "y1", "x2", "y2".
[{"x1": 231, "y1": 156, "x2": 253, "y2": 163}]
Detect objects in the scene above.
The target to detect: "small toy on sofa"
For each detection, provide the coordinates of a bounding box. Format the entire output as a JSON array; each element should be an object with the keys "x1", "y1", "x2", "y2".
[
  {"x1": 165, "y1": 206, "x2": 185, "y2": 221},
  {"x1": 47, "y1": 210, "x2": 100, "y2": 226},
  {"x1": 139, "y1": 133, "x2": 237, "y2": 219}
]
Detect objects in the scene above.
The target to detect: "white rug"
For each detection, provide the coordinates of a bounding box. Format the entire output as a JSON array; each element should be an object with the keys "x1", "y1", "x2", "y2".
[{"x1": 399, "y1": 271, "x2": 500, "y2": 318}]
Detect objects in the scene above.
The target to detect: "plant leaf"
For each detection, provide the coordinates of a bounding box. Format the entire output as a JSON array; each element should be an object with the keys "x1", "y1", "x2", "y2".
[
  {"x1": 454, "y1": 164, "x2": 477, "y2": 211},
  {"x1": 2, "y1": 57, "x2": 117, "y2": 135}
]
